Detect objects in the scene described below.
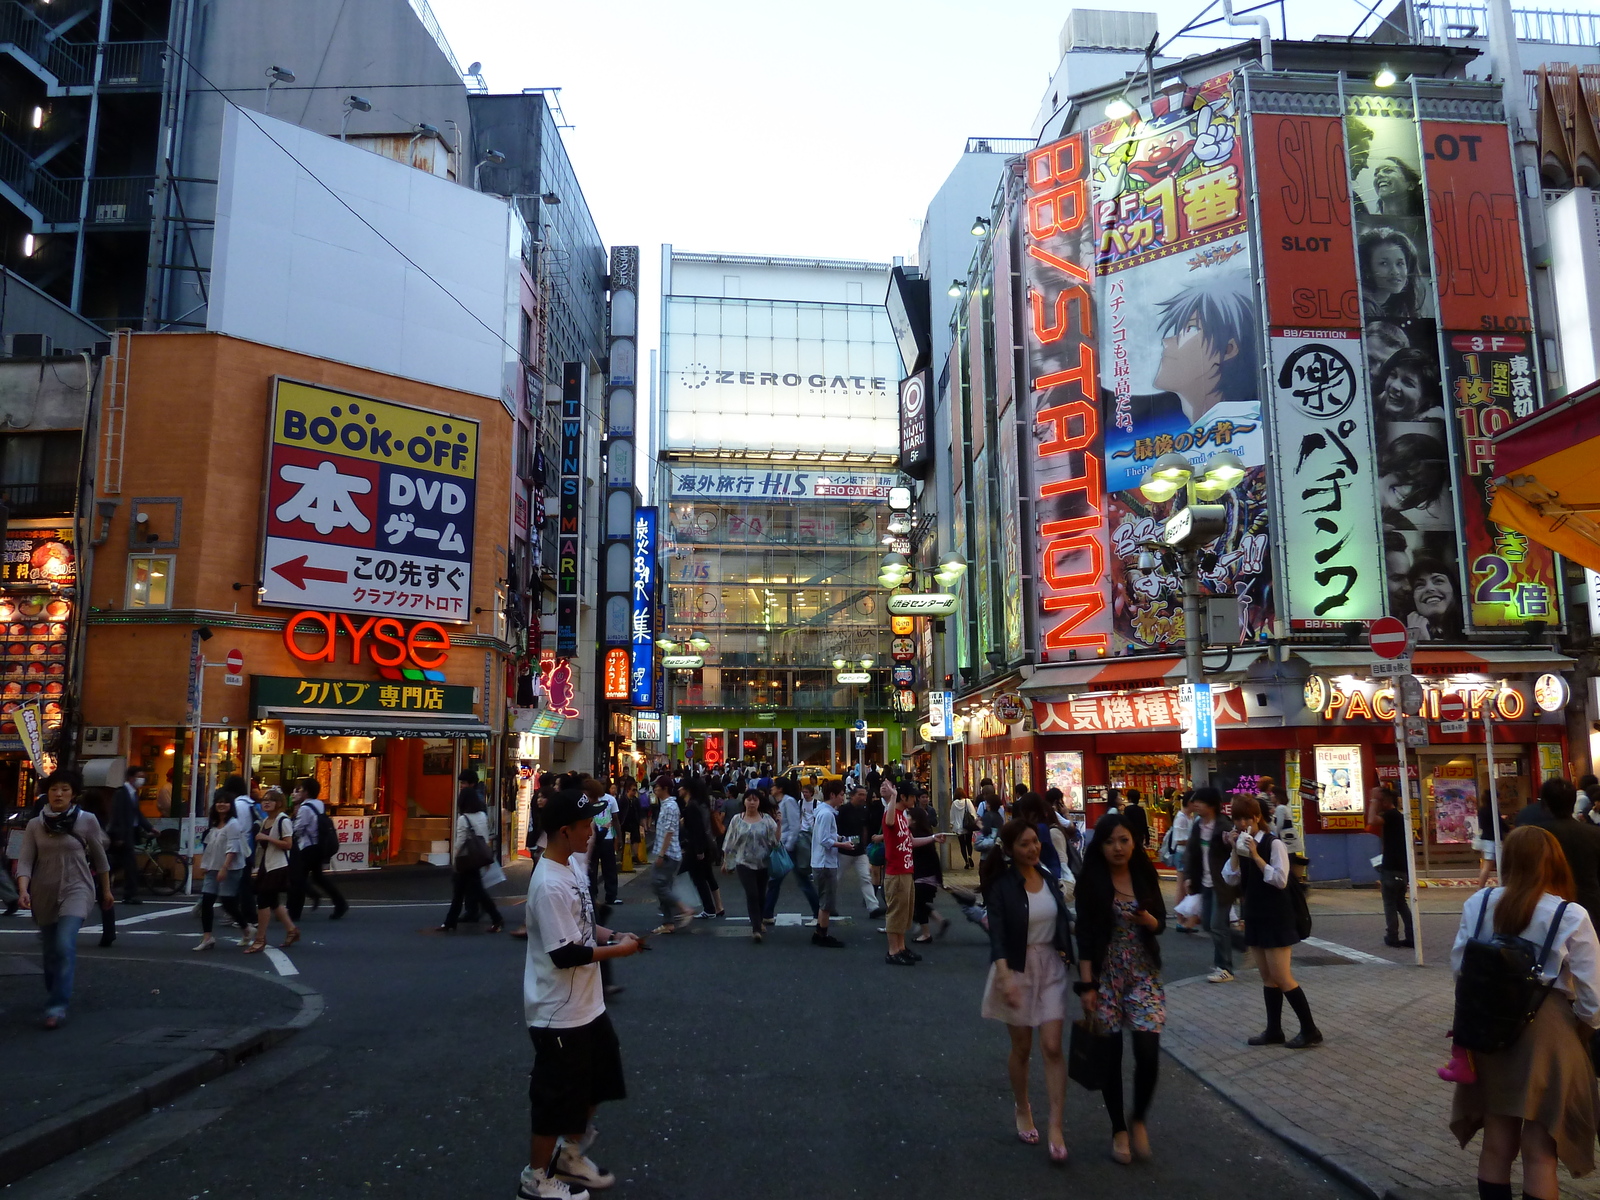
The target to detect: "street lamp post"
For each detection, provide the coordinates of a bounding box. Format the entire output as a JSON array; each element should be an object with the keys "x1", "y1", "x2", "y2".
[{"x1": 1135, "y1": 451, "x2": 1248, "y2": 790}]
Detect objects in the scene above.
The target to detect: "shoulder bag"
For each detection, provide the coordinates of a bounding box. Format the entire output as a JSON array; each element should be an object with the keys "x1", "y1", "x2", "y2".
[
  {"x1": 1068, "y1": 1018, "x2": 1107, "y2": 1091},
  {"x1": 455, "y1": 815, "x2": 493, "y2": 872}
]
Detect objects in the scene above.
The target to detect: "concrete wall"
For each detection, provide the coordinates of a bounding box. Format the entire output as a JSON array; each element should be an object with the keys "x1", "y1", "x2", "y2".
[
  {"x1": 81, "y1": 332, "x2": 513, "y2": 731},
  {"x1": 668, "y1": 253, "x2": 889, "y2": 305}
]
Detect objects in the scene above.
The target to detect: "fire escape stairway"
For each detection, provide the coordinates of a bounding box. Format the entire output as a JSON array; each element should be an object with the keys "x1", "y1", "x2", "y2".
[
  {"x1": 0, "y1": 126, "x2": 80, "y2": 230},
  {"x1": 0, "y1": 0, "x2": 95, "y2": 94}
]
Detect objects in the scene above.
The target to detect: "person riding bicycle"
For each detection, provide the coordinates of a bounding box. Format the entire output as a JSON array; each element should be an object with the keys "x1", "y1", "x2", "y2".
[{"x1": 107, "y1": 768, "x2": 154, "y2": 905}]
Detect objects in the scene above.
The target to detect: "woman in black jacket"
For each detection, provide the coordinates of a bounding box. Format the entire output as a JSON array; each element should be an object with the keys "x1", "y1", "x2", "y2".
[
  {"x1": 1077, "y1": 811, "x2": 1167, "y2": 1165},
  {"x1": 979, "y1": 819, "x2": 1075, "y2": 1165},
  {"x1": 678, "y1": 784, "x2": 724, "y2": 919}
]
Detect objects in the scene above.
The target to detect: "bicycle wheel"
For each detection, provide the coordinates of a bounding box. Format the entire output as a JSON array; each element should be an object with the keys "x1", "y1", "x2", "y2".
[{"x1": 149, "y1": 852, "x2": 185, "y2": 896}]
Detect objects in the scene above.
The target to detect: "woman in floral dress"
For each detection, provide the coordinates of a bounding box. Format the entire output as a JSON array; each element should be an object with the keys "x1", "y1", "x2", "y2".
[{"x1": 1076, "y1": 811, "x2": 1167, "y2": 1164}]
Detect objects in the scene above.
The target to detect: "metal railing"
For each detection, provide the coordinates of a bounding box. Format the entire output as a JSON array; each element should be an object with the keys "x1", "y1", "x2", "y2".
[
  {"x1": 86, "y1": 176, "x2": 154, "y2": 225},
  {"x1": 99, "y1": 40, "x2": 166, "y2": 89},
  {"x1": 0, "y1": 0, "x2": 94, "y2": 85},
  {"x1": 965, "y1": 137, "x2": 1036, "y2": 155},
  {"x1": 0, "y1": 127, "x2": 79, "y2": 223},
  {"x1": 1416, "y1": 3, "x2": 1600, "y2": 44},
  {"x1": 1, "y1": 482, "x2": 76, "y2": 518}
]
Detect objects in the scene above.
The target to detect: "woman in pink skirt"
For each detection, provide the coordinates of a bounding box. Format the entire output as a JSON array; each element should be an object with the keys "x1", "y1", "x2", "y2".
[{"x1": 980, "y1": 818, "x2": 1076, "y2": 1165}]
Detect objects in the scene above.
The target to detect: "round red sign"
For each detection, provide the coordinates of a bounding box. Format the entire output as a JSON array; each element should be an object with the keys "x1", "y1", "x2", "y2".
[
  {"x1": 225, "y1": 648, "x2": 244, "y2": 675},
  {"x1": 1437, "y1": 693, "x2": 1467, "y2": 722},
  {"x1": 1368, "y1": 616, "x2": 1408, "y2": 659}
]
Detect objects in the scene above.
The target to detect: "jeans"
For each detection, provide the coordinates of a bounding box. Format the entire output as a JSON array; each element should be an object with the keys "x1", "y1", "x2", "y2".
[
  {"x1": 1379, "y1": 867, "x2": 1414, "y2": 942},
  {"x1": 443, "y1": 866, "x2": 500, "y2": 929},
  {"x1": 39, "y1": 916, "x2": 83, "y2": 1017},
  {"x1": 288, "y1": 848, "x2": 347, "y2": 920},
  {"x1": 763, "y1": 859, "x2": 820, "y2": 920},
  {"x1": 651, "y1": 857, "x2": 682, "y2": 920},
  {"x1": 1199, "y1": 885, "x2": 1233, "y2": 971},
  {"x1": 735, "y1": 864, "x2": 768, "y2": 929},
  {"x1": 839, "y1": 853, "x2": 878, "y2": 911},
  {"x1": 594, "y1": 836, "x2": 619, "y2": 904}
]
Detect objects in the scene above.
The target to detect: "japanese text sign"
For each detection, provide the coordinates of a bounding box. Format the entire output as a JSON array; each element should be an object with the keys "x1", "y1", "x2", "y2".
[
  {"x1": 1033, "y1": 686, "x2": 1247, "y2": 733},
  {"x1": 629, "y1": 506, "x2": 657, "y2": 707},
  {"x1": 1269, "y1": 329, "x2": 1385, "y2": 625},
  {"x1": 253, "y1": 674, "x2": 475, "y2": 714},
  {"x1": 261, "y1": 379, "x2": 478, "y2": 623}
]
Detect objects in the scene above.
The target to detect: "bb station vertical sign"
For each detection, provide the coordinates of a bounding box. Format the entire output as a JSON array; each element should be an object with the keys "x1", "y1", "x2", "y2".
[{"x1": 557, "y1": 362, "x2": 584, "y2": 655}]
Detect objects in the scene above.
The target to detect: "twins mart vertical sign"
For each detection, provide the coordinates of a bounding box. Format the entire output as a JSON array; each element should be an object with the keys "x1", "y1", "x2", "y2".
[
  {"x1": 629, "y1": 506, "x2": 657, "y2": 707},
  {"x1": 260, "y1": 379, "x2": 478, "y2": 622},
  {"x1": 557, "y1": 362, "x2": 584, "y2": 655},
  {"x1": 1268, "y1": 329, "x2": 1386, "y2": 625}
]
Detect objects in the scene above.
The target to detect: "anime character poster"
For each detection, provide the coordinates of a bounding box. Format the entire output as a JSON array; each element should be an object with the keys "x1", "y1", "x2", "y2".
[
  {"x1": 1347, "y1": 102, "x2": 1464, "y2": 642},
  {"x1": 1090, "y1": 71, "x2": 1273, "y2": 652}
]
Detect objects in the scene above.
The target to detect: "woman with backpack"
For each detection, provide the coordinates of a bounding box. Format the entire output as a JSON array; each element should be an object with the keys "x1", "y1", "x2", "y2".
[
  {"x1": 1223, "y1": 795, "x2": 1320, "y2": 1049},
  {"x1": 246, "y1": 788, "x2": 300, "y2": 951},
  {"x1": 1450, "y1": 826, "x2": 1600, "y2": 1200}
]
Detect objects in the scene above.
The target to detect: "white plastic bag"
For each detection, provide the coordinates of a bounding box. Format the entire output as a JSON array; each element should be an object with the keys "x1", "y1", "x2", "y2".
[{"x1": 1175, "y1": 892, "x2": 1204, "y2": 920}]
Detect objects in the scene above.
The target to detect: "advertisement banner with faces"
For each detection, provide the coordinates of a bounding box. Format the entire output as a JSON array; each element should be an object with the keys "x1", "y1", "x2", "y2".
[
  {"x1": 1347, "y1": 98, "x2": 1463, "y2": 643},
  {"x1": 1091, "y1": 70, "x2": 1275, "y2": 653}
]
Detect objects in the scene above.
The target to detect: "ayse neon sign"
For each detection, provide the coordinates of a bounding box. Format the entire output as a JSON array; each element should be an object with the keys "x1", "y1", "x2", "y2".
[{"x1": 1024, "y1": 133, "x2": 1112, "y2": 657}]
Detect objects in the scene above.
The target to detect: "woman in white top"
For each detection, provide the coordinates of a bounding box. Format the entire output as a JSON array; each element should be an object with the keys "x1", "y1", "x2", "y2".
[
  {"x1": 1450, "y1": 825, "x2": 1600, "y2": 1198},
  {"x1": 245, "y1": 788, "x2": 299, "y2": 953},
  {"x1": 439, "y1": 791, "x2": 502, "y2": 932},
  {"x1": 194, "y1": 790, "x2": 250, "y2": 951}
]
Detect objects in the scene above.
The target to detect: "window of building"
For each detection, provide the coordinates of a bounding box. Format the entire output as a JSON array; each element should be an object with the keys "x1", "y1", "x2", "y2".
[
  {"x1": 127, "y1": 555, "x2": 173, "y2": 608},
  {"x1": 0, "y1": 431, "x2": 78, "y2": 516}
]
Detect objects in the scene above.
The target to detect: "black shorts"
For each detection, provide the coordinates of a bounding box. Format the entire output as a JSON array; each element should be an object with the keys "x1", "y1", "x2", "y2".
[{"x1": 528, "y1": 1011, "x2": 625, "y2": 1136}]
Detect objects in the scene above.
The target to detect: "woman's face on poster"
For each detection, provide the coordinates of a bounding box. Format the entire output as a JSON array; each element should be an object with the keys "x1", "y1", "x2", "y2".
[
  {"x1": 1372, "y1": 159, "x2": 1413, "y2": 205},
  {"x1": 1413, "y1": 571, "x2": 1454, "y2": 619},
  {"x1": 1367, "y1": 241, "x2": 1410, "y2": 297},
  {"x1": 1379, "y1": 365, "x2": 1428, "y2": 418}
]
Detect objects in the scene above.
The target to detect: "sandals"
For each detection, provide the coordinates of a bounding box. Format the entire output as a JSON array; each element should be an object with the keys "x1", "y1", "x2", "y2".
[
  {"x1": 282, "y1": 928, "x2": 300, "y2": 948},
  {"x1": 650, "y1": 923, "x2": 677, "y2": 935},
  {"x1": 1015, "y1": 1106, "x2": 1039, "y2": 1144},
  {"x1": 1049, "y1": 1139, "x2": 1069, "y2": 1166},
  {"x1": 243, "y1": 939, "x2": 266, "y2": 954}
]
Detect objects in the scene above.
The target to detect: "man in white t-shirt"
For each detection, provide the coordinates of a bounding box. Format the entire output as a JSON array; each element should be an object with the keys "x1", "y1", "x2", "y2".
[
  {"x1": 521, "y1": 791, "x2": 643, "y2": 1200},
  {"x1": 582, "y1": 779, "x2": 620, "y2": 906}
]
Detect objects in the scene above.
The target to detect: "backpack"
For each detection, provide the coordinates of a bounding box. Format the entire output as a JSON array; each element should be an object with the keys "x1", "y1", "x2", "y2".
[
  {"x1": 315, "y1": 807, "x2": 339, "y2": 864},
  {"x1": 1451, "y1": 888, "x2": 1571, "y2": 1053}
]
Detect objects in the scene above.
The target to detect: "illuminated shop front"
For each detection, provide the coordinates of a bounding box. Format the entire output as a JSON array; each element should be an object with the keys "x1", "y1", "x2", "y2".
[{"x1": 0, "y1": 523, "x2": 76, "y2": 805}]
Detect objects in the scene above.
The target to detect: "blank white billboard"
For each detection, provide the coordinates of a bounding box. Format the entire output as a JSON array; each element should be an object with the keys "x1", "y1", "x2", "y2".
[{"x1": 209, "y1": 105, "x2": 514, "y2": 401}]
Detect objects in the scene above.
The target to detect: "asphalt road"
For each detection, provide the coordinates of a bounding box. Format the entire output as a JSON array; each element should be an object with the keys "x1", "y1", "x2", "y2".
[{"x1": 7, "y1": 863, "x2": 1374, "y2": 1200}]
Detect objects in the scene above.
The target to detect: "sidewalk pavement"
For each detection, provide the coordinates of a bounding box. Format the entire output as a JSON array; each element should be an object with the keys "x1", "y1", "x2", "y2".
[
  {"x1": 0, "y1": 951, "x2": 320, "y2": 1186},
  {"x1": 1162, "y1": 958, "x2": 1600, "y2": 1200}
]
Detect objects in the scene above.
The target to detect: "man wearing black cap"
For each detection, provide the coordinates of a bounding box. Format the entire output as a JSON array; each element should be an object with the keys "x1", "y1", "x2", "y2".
[{"x1": 520, "y1": 790, "x2": 643, "y2": 1200}]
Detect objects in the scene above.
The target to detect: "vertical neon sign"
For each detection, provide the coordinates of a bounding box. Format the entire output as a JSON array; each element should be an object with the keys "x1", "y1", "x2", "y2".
[
  {"x1": 629, "y1": 505, "x2": 657, "y2": 707},
  {"x1": 1023, "y1": 134, "x2": 1111, "y2": 657}
]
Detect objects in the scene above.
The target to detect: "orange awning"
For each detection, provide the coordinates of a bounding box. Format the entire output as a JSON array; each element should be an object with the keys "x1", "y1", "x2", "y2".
[{"x1": 1490, "y1": 378, "x2": 1600, "y2": 572}]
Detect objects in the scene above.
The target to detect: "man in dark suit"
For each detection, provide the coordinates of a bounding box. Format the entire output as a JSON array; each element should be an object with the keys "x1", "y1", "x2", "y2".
[
  {"x1": 107, "y1": 767, "x2": 154, "y2": 904},
  {"x1": 1539, "y1": 778, "x2": 1600, "y2": 926}
]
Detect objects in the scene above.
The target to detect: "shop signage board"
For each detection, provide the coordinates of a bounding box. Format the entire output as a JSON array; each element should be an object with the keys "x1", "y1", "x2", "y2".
[
  {"x1": 1253, "y1": 112, "x2": 1359, "y2": 328},
  {"x1": 1022, "y1": 130, "x2": 1113, "y2": 660},
  {"x1": 557, "y1": 362, "x2": 584, "y2": 655},
  {"x1": 898, "y1": 370, "x2": 931, "y2": 477},
  {"x1": 667, "y1": 714, "x2": 681, "y2": 744},
  {"x1": 1304, "y1": 674, "x2": 1529, "y2": 723},
  {"x1": 635, "y1": 711, "x2": 661, "y2": 743},
  {"x1": 330, "y1": 815, "x2": 371, "y2": 872},
  {"x1": 603, "y1": 648, "x2": 629, "y2": 701},
  {"x1": 666, "y1": 467, "x2": 899, "y2": 502},
  {"x1": 0, "y1": 525, "x2": 74, "y2": 587},
  {"x1": 836, "y1": 672, "x2": 871, "y2": 684},
  {"x1": 253, "y1": 674, "x2": 475, "y2": 715},
  {"x1": 1534, "y1": 673, "x2": 1570, "y2": 713},
  {"x1": 629, "y1": 506, "x2": 658, "y2": 707},
  {"x1": 1313, "y1": 744, "x2": 1363, "y2": 813},
  {"x1": 661, "y1": 655, "x2": 702, "y2": 669},
  {"x1": 260, "y1": 379, "x2": 478, "y2": 623},
  {"x1": 1267, "y1": 328, "x2": 1383, "y2": 626},
  {"x1": 1178, "y1": 682, "x2": 1216, "y2": 749},
  {"x1": 886, "y1": 593, "x2": 958, "y2": 616},
  {"x1": 927, "y1": 690, "x2": 954, "y2": 740},
  {"x1": 1035, "y1": 685, "x2": 1249, "y2": 733}
]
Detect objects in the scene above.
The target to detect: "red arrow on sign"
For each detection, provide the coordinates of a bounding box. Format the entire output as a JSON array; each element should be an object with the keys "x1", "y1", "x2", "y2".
[
  {"x1": 270, "y1": 555, "x2": 349, "y2": 591},
  {"x1": 1368, "y1": 616, "x2": 1409, "y2": 659},
  {"x1": 225, "y1": 649, "x2": 243, "y2": 675},
  {"x1": 1438, "y1": 693, "x2": 1467, "y2": 722}
]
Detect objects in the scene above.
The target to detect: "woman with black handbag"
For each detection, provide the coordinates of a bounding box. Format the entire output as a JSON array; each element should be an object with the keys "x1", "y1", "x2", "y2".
[
  {"x1": 1449, "y1": 826, "x2": 1600, "y2": 1200},
  {"x1": 979, "y1": 819, "x2": 1074, "y2": 1165},
  {"x1": 1075, "y1": 811, "x2": 1166, "y2": 1165},
  {"x1": 438, "y1": 790, "x2": 501, "y2": 932},
  {"x1": 1224, "y1": 795, "x2": 1321, "y2": 1049}
]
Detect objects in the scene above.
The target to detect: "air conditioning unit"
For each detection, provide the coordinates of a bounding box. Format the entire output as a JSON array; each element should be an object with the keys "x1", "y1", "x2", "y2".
[{"x1": 9, "y1": 333, "x2": 51, "y2": 357}]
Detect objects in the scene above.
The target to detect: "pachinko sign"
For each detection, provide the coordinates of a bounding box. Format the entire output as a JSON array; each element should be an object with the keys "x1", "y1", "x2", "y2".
[
  {"x1": 1022, "y1": 132, "x2": 1112, "y2": 660},
  {"x1": 260, "y1": 379, "x2": 478, "y2": 623}
]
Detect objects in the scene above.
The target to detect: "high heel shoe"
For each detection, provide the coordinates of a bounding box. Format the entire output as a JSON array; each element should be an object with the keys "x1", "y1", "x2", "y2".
[
  {"x1": 192, "y1": 935, "x2": 215, "y2": 952},
  {"x1": 1014, "y1": 1106, "x2": 1039, "y2": 1144},
  {"x1": 243, "y1": 938, "x2": 266, "y2": 954},
  {"x1": 1048, "y1": 1139, "x2": 1069, "y2": 1166},
  {"x1": 282, "y1": 927, "x2": 300, "y2": 948}
]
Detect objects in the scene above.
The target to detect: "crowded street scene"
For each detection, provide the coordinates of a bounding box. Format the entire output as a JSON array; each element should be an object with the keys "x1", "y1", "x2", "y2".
[{"x1": 10, "y1": 0, "x2": 1600, "y2": 1197}]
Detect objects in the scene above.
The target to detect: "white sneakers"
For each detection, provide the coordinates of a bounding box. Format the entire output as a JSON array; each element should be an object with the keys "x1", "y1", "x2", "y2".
[
  {"x1": 1207, "y1": 968, "x2": 1235, "y2": 983},
  {"x1": 554, "y1": 1143, "x2": 614, "y2": 1190},
  {"x1": 518, "y1": 1168, "x2": 587, "y2": 1200}
]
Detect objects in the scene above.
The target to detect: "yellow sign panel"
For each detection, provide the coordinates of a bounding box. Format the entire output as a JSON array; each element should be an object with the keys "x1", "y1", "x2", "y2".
[
  {"x1": 891, "y1": 615, "x2": 914, "y2": 636},
  {"x1": 272, "y1": 379, "x2": 478, "y2": 479}
]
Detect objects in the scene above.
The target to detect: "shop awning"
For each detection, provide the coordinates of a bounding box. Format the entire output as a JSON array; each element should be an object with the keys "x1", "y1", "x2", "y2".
[
  {"x1": 269, "y1": 712, "x2": 492, "y2": 739},
  {"x1": 1489, "y1": 379, "x2": 1600, "y2": 572},
  {"x1": 1020, "y1": 656, "x2": 1184, "y2": 701},
  {"x1": 1288, "y1": 648, "x2": 1573, "y2": 674}
]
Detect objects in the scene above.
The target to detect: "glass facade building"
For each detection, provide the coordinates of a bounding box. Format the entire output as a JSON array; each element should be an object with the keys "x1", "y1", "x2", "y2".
[{"x1": 656, "y1": 249, "x2": 907, "y2": 771}]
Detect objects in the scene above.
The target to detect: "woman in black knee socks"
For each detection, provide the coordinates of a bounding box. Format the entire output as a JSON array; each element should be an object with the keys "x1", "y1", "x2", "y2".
[{"x1": 1075, "y1": 811, "x2": 1167, "y2": 1164}]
